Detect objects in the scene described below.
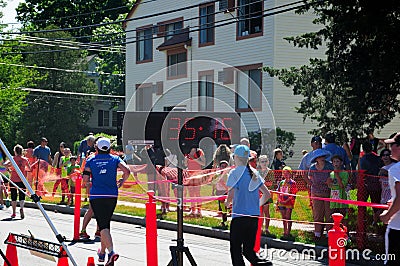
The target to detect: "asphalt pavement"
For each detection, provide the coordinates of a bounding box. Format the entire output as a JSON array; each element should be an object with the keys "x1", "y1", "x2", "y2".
[{"x1": 0, "y1": 206, "x2": 333, "y2": 266}]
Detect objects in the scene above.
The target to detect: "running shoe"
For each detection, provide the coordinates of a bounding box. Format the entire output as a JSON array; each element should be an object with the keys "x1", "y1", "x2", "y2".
[
  {"x1": 105, "y1": 251, "x2": 119, "y2": 266},
  {"x1": 95, "y1": 230, "x2": 101, "y2": 239},
  {"x1": 20, "y1": 209, "x2": 24, "y2": 219},
  {"x1": 10, "y1": 213, "x2": 16, "y2": 219},
  {"x1": 97, "y1": 249, "x2": 105, "y2": 263},
  {"x1": 0, "y1": 204, "x2": 3, "y2": 210},
  {"x1": 79, "y1": 231, "x2": 90, "y2": 239}
]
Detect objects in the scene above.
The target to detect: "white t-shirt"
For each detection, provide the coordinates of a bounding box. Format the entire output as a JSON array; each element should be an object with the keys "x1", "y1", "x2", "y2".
[{"x1": 388, "y1": 162, "x2": 400, "y2": 230}]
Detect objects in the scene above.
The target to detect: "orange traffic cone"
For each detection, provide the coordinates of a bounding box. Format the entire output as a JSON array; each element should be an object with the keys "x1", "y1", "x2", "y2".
[
  {"x1": 4, "y1": 234, "x2": 18, "y2": 266},
  {"x1": 87, "y1": 256, "x2": 95, "y2": 266},
  {"x1": 57, "y1": 247, "x2": 69, "y2": 266}
]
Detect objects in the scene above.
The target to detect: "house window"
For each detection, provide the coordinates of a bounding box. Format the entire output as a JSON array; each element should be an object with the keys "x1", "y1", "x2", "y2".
[
  {"x1": 237, "y1": 0, "x2": 263, "y2": 39},
  {"x1": 199, "y1": 4, "x2": 215, "y2": 46},
  {"x1": 136, "y1": 83, "x2": 153, "y2": 111},
  {"x1": 165, "y1": 21, "x2": 183, "y2": 41},
  {"x1": 112, "y1": 111, "x2": 118, "y2": 127},
  {"x1": 198, "y1": 71, "x2": 214, "y2": 111},
  {"x1": 167, "y1": 49, "x2": 187, "y2": 78},
  {"x1": 236, "y1": 65, "x2": 262, "y2": 111},
  {"x1": 136, "y1": 27, "x2": 153, "y2": 63},
  {"x1": 98, "y1": 110, "x2": 110, "y2": 127}
]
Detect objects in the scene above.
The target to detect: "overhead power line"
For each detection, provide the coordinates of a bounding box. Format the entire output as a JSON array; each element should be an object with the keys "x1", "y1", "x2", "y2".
[
  {"x1": 1, "y1": 0, "x2": 270, "y2": 42},
  {"x1": 19, "y1": 87, "x2": 125, "y2": 99},
  {"x1": 0, "y1": 0, "x2": 158, "y2": 26},
  {"x1": 0, "y1": 62, "x2": 125, "y2": 76},
  {"x1": 1, "y1": 0, "x2": 310, "y2": 55},
  {"x1": 0, "y1": 0, "x2": 222, "y2": 35}
]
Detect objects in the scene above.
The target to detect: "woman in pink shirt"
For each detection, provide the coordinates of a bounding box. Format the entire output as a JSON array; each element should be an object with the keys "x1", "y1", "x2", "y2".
[
  {"x1": 184, "y1": 146, "x2": 205, "y2": 217},
  {"x1": 6, "y1": 144, "x2": 31, "y2": 219}
]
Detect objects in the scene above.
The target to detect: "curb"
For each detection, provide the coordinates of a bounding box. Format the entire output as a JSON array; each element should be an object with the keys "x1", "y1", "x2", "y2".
[{"x1": 24, "y1": 202, "x2": 383, "y2": 266}]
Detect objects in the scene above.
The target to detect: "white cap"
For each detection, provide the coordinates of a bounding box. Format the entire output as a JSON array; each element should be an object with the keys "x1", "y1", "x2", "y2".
[{"x1": 97, "y1": 137, "x2": 111, "y2": 151}]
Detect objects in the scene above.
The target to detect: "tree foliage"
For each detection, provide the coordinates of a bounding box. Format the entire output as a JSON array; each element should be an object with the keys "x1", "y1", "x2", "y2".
[
  {"x1": 248, "y1": 127, "x2": 295, "y2": 159},
  {"x1": 17, "y1": 25, "x2": 97, "y2": 149},
  {"x1": 16, "y1": 0, "x2": 134, "y2": 41},
  {"x1": 91, "y1": 15, "x2": 126, "y2": 96},
  {"x1": 265, "y1": 0, "x2": 400, "y2": 138},
  {"x1": 0, "y1": 38, "x2": 40, "y2": 146}
]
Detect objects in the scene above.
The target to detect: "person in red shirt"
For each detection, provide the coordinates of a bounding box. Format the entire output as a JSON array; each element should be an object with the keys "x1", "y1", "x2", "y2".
[
  {"x1": 184, "y1": 146, "x2": 205, "y2": 217},
  {"x1": 6, "y1": 144, "x2": 31, "y2": 219}
]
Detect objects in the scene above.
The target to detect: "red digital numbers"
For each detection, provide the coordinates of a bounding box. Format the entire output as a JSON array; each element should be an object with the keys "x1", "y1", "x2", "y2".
[
  {"x1": 169, "y1": 117, "x2": 181, "y2": 140},
  {"x1": 169, "y1": 116, "x2": 232, "y2": 141},
  {"x1": 213, "y1": 118, "x2": 232, "y2": 140},
  {"x1": 184, "y1": 118, "x2": 196, "y2": 140}
]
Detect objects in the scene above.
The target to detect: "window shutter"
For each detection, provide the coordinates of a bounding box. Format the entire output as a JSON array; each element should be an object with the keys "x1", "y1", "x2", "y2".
[
  {"x1": 156, "y1": 81, "x2": 163, "y2": 95},
  {"x1": 227, "y1": 0, "x2": 235, "y2": 12},
  {"x1": 223, "y1": 67, "x2": 234, "y2": 84},
  {"x1": 157, "y1": 24, "x2": 166, "y2": 37}
]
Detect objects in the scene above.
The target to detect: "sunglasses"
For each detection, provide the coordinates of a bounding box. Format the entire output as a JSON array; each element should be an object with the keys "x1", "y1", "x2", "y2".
[
  {"x1": 260, "y1": 161, "x2": 268, "y2": 163},
  {"x1": 382, "y1": 154, "x2": 391, "y2": 157}
]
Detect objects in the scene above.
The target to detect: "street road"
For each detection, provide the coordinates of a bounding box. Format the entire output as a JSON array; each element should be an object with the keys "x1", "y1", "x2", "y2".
[{"x1": 0, "y1": 207, "x2": 329, "y2": 265}]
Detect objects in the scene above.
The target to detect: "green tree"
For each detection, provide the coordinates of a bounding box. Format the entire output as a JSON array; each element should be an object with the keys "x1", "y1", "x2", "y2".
[
  {"x1": 18, "y1": 25, "x2": 97, "y2": 150},
  {"x1": 0, "y1": 37, "x2": 40, "y2": 146},
  {"x1": 265, "y1": 0, "x2": 400, "y2": 138},
  {"x1": 248, "y1": 127, "x2": 295, "y2": 159},
  {"x1": 91, "y1": 15, "x2": 126, "y2": 96},
  {"x1": 15, "y1": 0, "x2": 134, "y2": 41}
]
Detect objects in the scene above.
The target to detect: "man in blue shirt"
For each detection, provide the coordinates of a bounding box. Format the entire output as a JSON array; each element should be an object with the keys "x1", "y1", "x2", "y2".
[
  {"x1": 33, "y1": 137, "x2": 52, "y2": 164},
  {"x1": 323, "y1": 132, "x2": 351, "y2": 170},
  {"x1": 77, "y1": 134, "x2": 95, "y2": 163},
  {"x1": 299, "y1": 136, "x2": 323, "y2": 171}
]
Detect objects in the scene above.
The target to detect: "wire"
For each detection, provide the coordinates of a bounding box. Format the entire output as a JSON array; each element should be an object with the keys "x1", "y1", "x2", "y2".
[
  {"x1": 19, "y1": 87, "x2": 125, "y2": 101},
  {"x1": 1, "y1": 2, "x2": 134, "y2": 25},
  {"x1": 0, "y1": 0, "x2": 267, "y2": 41},
  {"x1": 0, "y1": 0, "x2": 222, "y2": 35},
  {"x1": 1, "y1": 0, "x2": 310, "y2": 55},
  {"x1": 0, "y1": 62, "x2": 125, "y2": 76},
  {"x1": 9, "y1": 36, "x2": 125, "y2": 54}
]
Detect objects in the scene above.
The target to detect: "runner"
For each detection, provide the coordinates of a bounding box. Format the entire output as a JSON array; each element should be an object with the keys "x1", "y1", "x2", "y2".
[{"x1": 83, "y1": 137, "x2": 131, "y2": 266}]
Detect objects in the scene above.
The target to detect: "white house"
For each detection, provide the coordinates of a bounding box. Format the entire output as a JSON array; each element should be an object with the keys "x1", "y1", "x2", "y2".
[{"x1": 124, "y1": 0, "x2": 400, "y2": 166}]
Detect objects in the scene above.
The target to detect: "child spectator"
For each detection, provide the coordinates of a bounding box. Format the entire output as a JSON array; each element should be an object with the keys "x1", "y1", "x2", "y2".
[
  {"x1": 225, "y1": 145, "x2": 272, "y2": 266},
  {"x1": 277, "y1": 166, "x2": 297, "y2": 240},
  {"x1": 327, "y1": 155, "x2": 349, "y2": 218},
  {"x1": 58, "y1": 148, "x2": 71, "y2": 204},
  {"x1": 257, "y1": 155, "x2": 275, "y2": 237},
  {"x1": 67, "y1": 156, "x2": 80, "y2": 206},
  {"x1": 215, "y1": 160, "x2": 230, "y2": 229}
]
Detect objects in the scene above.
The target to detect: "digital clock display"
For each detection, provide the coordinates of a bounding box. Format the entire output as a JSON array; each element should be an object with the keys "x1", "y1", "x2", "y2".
[{"x1": 119, "y1": 112, "x2": 240, "y2": 154}]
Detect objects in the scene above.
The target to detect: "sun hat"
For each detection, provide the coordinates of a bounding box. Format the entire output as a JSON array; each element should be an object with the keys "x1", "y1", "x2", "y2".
[
  {"x1": 97, "y1": 137, "x2": 111, "y2": 151},
  {"x1": 310, "y1": 149, "x2": 331, "y2": 163}
]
